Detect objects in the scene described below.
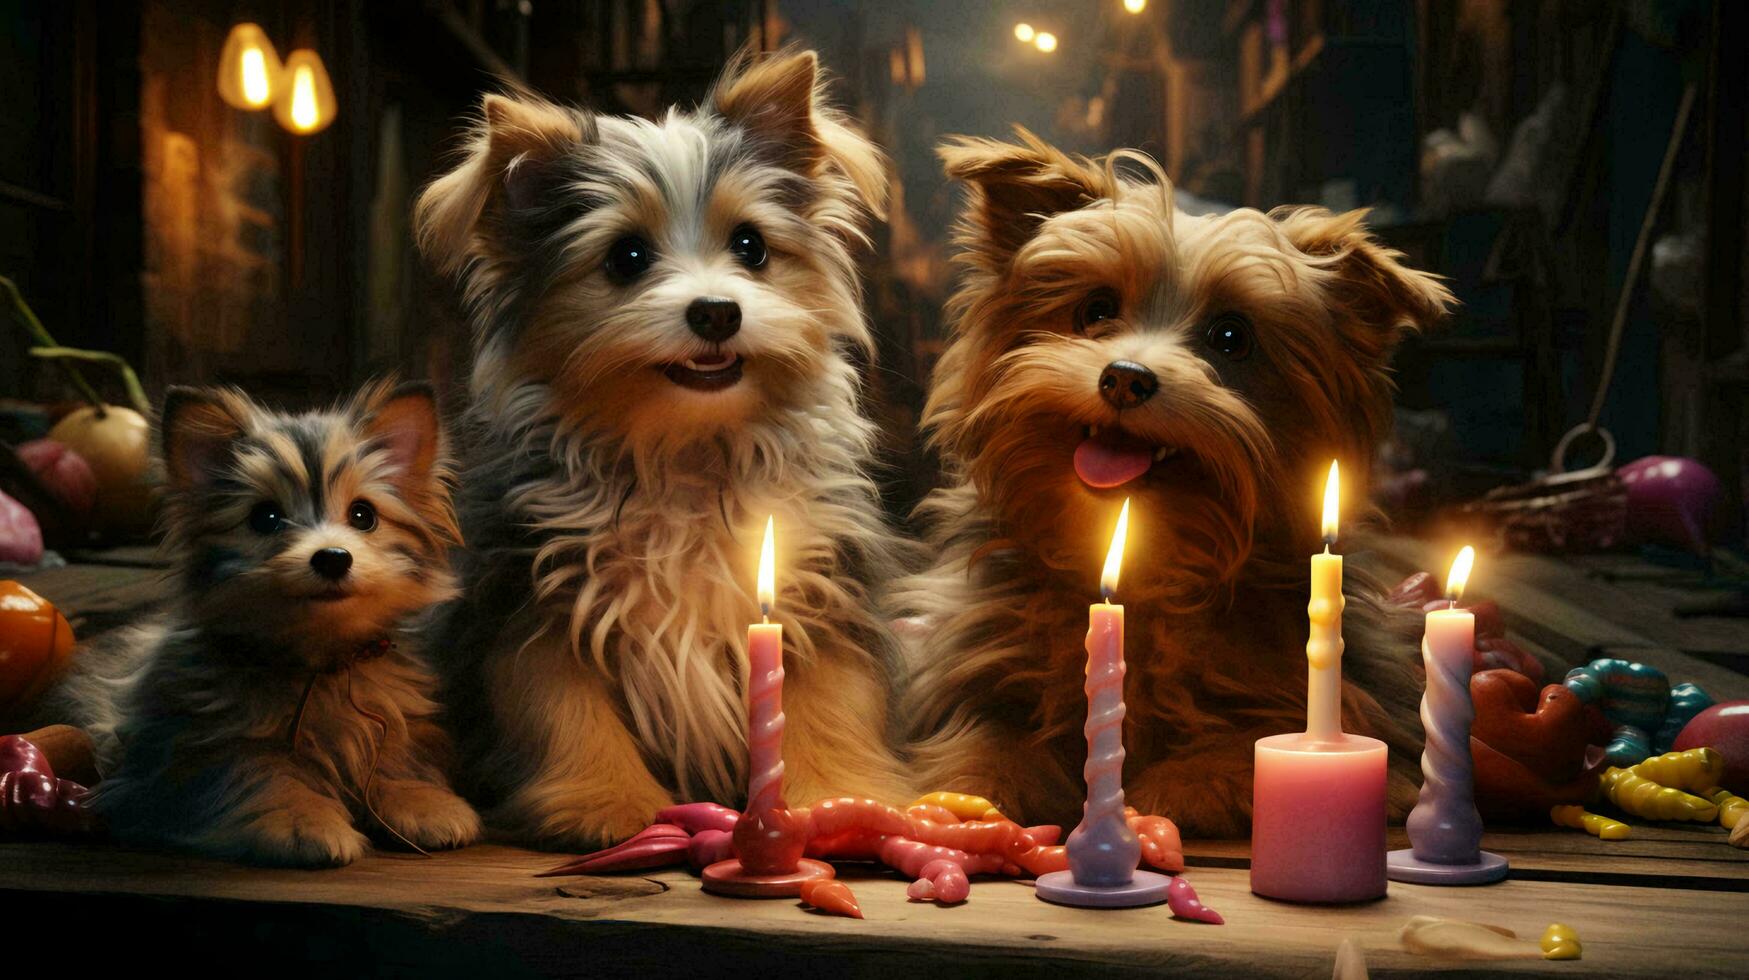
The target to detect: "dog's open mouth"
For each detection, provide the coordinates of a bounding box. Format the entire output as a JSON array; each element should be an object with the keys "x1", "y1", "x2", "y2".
[
  {"x1": 663, "y1": 353, "x2": 744, "y2": 391},
  {"x1": 1074, "y1": 425, "x2": 1181, "y2": 489}
]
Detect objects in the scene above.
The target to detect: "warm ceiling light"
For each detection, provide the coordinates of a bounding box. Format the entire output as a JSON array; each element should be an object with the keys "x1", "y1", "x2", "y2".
[
  {"x1": 1034, "y1": 31, "x2": 1059, "y2": 53},
  {"x1": 216, "y1": 23, "x2": 281, "y2": 110},
  {"x1": 1014, "y1": 23, "x2": 1036, "y2": 42},
  {"x1": 1124, "y1": 0, "x2": 1147, "y2": 13},
  {"x1": 274, "y1": 49, "x2": 337, "y2": 135}
]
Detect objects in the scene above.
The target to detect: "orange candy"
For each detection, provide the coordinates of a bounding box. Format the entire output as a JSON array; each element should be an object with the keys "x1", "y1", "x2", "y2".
[
  {"x1": 798, "y1": 878, "x2": 862, "y2": 919},
  {"x1": 0, "y1": 581, "x2": 76, "y2": 716}
]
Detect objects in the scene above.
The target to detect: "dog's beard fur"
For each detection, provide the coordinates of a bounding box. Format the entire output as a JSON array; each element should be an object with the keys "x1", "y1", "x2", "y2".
[
  {"x1": 895, "y1": 131, "x2": 1454, "y2": 837},
  {"x1": 41, "y1": 382, "x2": 480, "y2": 866},
  {"x1": 418, "y1": 49, "x2": 914, "y2": 845}
]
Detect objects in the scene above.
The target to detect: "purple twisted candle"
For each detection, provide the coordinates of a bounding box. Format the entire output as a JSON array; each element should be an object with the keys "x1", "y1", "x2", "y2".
[
  {"x1": 1064, "y1": 600, "x2": 1140, "y2": 886},
  {"x1": 1406, "y1": 603, "x2": 1483, "y2": 865}
]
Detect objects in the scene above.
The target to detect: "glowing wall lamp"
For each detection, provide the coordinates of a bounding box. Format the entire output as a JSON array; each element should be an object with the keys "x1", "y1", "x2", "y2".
[
  {"x1": 215, "y1": 23, "x2": 282, "y2": 110},
  {"x1": 273, "y1": 49, "x2": 337, "y2": 135},
  {"x1": 1034, "y1": 31, "x2": 1058, "y2": 53},
  {"x1": 1124, "y1": 0, "x2": 1147, "y2": 13},
  {"x1": 1014, "y1": 23, "x2": 1036, "y2": 42}
]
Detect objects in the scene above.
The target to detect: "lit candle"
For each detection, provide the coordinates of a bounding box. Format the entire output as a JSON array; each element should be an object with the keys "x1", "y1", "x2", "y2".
[
  {"x1": 701, "y1": 517, "x2": 833, "y2": 896},
  {"x1": 1036, "y1": 499, "x2": 1172, "y2": 908},
  {"x1": 746, "y1": 516, "x2": 785, "y2": 815},
  {"x1": 1307, "y1": 461, "x2": 1344, "y2": 741},
  {"x1": 1387, "y1": 547, "x2": 1510, "y2": 884},
  {"x1": 1251, "y1": 462, "x2": 1389, "y2": 904}
]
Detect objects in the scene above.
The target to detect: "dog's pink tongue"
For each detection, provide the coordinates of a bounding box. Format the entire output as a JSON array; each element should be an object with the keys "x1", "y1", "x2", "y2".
[{"x1": 1074, "y1": 436, "x2": 1154, "y2": 489}]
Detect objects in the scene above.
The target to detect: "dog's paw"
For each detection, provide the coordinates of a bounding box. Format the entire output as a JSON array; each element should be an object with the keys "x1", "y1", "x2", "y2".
[
  {"x1": 371, "y1": 780, "x2": 483, "y2": 851},
  {"x1": 497, "y1": 781, "x2": 673, "y2": 850},
  {"x1": 225, "y1": 800, "x2": 371, "y2": 868}
]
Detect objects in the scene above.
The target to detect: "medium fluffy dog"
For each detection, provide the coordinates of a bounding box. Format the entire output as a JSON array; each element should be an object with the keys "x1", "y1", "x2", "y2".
[
  {"x1": 48, "y1": 382, "x2": 478, "y2": 866},
  {"x1": 415, "y1": 50, "x2": 913, "y2": 847},
  {"x1": 895, "y1": 131, "x2": 1453, "y2": 838}
]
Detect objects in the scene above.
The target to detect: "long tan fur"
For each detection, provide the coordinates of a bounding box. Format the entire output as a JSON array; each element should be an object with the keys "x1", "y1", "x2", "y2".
[{"x1": 896, "y1": 130, "x2": 1453, "y2": 837}]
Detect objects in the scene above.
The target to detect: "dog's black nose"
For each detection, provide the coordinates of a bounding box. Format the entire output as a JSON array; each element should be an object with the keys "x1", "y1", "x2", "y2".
[
  {"x1": 310, "y1": 548, "x2": 353, "y2": 580},
  {"x1": 1098, "y1": 360, "x2": 1158, "y2": 409},
  {"x1": 685, "y1": 298, "x2": 742, "y2": 342}
]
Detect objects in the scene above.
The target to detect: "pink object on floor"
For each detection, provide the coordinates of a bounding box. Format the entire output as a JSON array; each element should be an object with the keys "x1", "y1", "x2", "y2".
[{"x1": 1166, "y1": 875, "x2": 1224, "y2": 924}]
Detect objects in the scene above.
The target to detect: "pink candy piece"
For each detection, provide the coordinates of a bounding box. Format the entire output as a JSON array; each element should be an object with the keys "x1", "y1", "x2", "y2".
[
  {"x1": 688, "y1": 828, "x2": 735, "y2": 869},
  {"x1": 536, "y1": 823, "x2": 690, "y2": 876},
  {"x1": 1166, "y1": 875, "x2": 1224, "y2": 924},
  {"x1": 656, "y1": 802, "x2": 740, "y2": 834},
  {"x1": 907, "y1": 858, "x2": 970, "y2": 904}
]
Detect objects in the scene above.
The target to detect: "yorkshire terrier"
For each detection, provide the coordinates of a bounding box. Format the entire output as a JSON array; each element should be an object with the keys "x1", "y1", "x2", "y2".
[
  {"x1": 895, "y1": 131, "x2": 1454, "y2": 838},
  {"x1": 47, "y1": 382, "x2": 479, "y2": 866},
  {"x1": 414, "y1": 49, "x2": 914, "y2": 848}
]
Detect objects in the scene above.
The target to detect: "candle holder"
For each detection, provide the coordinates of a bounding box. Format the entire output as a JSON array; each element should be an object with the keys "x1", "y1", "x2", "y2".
[
  {"x1": 1387, "y1": 551, "x2": 1508, "y2": 886},
  {"x1": 1036, "y1": 501, "x2": 1170, "y2": 909}
]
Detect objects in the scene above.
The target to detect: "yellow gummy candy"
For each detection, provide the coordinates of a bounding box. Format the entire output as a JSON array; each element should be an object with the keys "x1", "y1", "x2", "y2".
[
  {"x1": 1541, "y1": 923, "x2": 1582, "y2": 960},
  {"x1": 910, "y1": 791, "x2": 1005, "y2": 822},
  {"x1": 1550, "y1": 805, "x2": 1630, "y2": 840},
  {"x1": 1706, "y1": 787, "x2": 1747, "y2": 829},
  {"x1": 1630, "y1": 747, "x2": 1726, "y2": 793},
  {"x1": 1601, "y1": 767, "x2": 1719, "y2": 823}
]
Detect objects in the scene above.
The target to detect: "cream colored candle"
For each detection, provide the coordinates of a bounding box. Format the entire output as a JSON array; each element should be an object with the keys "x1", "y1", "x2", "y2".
[{"x1": 1306, "y1": 461, "x2": 1344, "y2": 742}]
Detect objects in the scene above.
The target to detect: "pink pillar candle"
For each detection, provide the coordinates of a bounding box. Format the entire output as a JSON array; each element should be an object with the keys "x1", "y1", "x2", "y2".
[{"x1": 1251, "y1": 732, "x2": 1388, "y2": 903}]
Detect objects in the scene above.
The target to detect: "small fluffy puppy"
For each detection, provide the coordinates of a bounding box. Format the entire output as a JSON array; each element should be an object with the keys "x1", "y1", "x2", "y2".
[
  {"x1": 896, "y1": 131, "x2": 1453, "y2": 837},
  {"x1": 52, "y1": 382, "x2": 479, "y2": 866},
  {"x1": 415, "y1": 50, "x2": 913, "y2": 847}
]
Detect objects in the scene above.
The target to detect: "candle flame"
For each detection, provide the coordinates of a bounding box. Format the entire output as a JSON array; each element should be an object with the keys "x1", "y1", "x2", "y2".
[
  {"x1": 289, "y1": 64, "x2": 319, "y2": 132},
  {"x1": 1445, "y1": 545, "x2": 1475, "y2": 602},
  {"x1": 757, "y1": 515, "x2": 776, "y2": 617},
  {"x1": 240, "y1": 47, "x2": 272, "y2": 107},
  {"x1": 1321, "y1": 459, "x2": 1340, "y2": 544},
  {"x1": 1100, "y1": 498, "x2": 1130, "y2": 600}
]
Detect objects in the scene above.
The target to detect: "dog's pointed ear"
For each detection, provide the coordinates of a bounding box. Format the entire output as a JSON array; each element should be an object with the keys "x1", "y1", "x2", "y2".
[
  {"x1": 712, "y1": 48, "x2": 888, "y2": 221},
  {"x1": 350, "y1": 381, "x2": 444, "y2": 487},
  {"x1": 415, "y1": 92, "x2": 593, "y2": 276},
  {"x1": 1275, "y1": 207, "x2": 1456, "y2": 356},
  {"x1": 940, "y1": 128, "x2": 1114, "y2": 269},
  {"x1": 161, "y1": 387, "x2": 256, "y2": 490}
]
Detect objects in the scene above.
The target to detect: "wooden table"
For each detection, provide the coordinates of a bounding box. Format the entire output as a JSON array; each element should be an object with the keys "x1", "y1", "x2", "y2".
[{"x1": 4, "y1": 540, "x2": 1747, "y2": 977}]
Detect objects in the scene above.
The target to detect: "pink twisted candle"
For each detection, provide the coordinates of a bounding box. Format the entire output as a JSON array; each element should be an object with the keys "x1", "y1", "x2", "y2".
[
  {"x1": 1406, "y1": 605, "x2": 1484, "y2": 864},
  {"x1": 745, "y1": 620, "x2": 786, "y2": 813}
]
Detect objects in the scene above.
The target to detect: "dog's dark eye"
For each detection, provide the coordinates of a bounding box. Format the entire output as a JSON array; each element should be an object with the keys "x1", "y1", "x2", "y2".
[
  {"x1": 347, "y1": 500, "x2": 378, "y2": 532},
  {"x1": 1075, "y1": 289, "x2": 1121, "y2": 333},
  {"x1": 728, "y1": 224, "x2": 767, "y2": 269},
  {"x1": 1204, "y1": 313, "x2": 1254, "y2": 360},
  {"x1": 248, "y1": 502, "x2": 284, "y2": 535},
  {"x1": 604, "y1": 236, "x2": 655, "y2": 283}
]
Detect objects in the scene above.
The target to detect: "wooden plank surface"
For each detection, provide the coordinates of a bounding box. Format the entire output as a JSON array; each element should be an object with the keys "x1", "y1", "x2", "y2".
[{"x1": 0, "y1": 841, "x2": 1744, "y2": 978}]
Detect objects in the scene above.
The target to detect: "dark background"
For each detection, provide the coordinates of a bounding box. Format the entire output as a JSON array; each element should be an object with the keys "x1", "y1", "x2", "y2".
[{"x1": 3, "y1": 0, "x2": 1743, "y2": 527}]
